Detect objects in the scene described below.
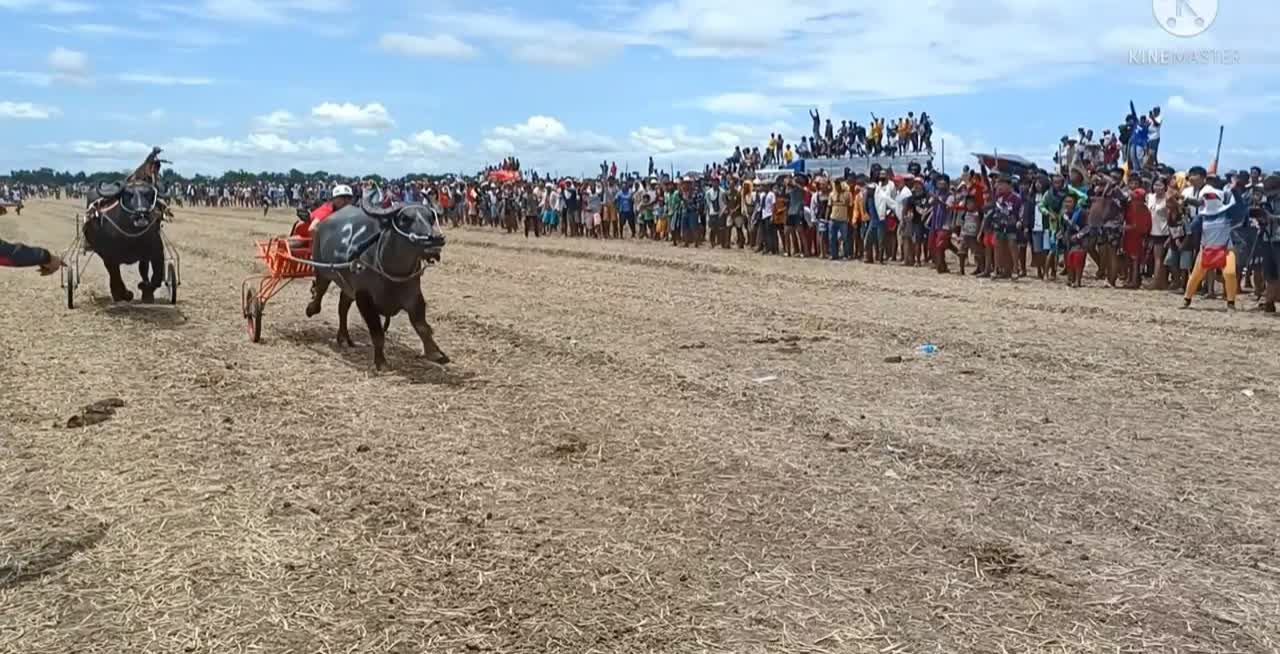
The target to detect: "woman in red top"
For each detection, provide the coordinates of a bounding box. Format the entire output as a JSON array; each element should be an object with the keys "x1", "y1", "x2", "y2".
[{"x1": 1122, "y1": 177, "x2": 1152, "y2": 289}]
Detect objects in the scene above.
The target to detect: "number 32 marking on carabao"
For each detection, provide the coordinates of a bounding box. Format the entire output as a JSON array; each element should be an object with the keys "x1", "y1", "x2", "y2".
[{"x1": 338, "y1": 223, "x2": 367, "y2": 259}]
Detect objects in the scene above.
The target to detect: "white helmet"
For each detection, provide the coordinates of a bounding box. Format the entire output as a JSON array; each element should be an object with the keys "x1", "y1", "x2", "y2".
[{"x1": 331, "y1": 184, "x2": 354, "y2": 198}]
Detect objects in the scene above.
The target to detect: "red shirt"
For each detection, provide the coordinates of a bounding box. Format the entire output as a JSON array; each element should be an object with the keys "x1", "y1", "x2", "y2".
[
  {"x1": 292, "y1": 201, "x2": 336, "y2": 239},
  {"x1": 1122, "y1": 189, "x2": 1151, "y2": 258},
  {"x1": 309, "y1": 201, "x2": 336, "y2": 222}
]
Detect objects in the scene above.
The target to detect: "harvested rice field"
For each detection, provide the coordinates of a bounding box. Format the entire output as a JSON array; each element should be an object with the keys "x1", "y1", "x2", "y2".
[{"x1": 2, "y1": 199, "x2": 1279, "y2": 653}]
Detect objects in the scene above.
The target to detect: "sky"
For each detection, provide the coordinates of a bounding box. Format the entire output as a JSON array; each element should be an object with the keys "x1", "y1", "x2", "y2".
[{"x1": 2, "y1": 0, "x2": 1279, "y2": 178}]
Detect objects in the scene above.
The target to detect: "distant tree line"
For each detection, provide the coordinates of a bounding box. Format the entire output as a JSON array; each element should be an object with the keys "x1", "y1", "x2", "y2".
[{"x1": 3, "y1": 167, "x2": 454, "y2": 186}]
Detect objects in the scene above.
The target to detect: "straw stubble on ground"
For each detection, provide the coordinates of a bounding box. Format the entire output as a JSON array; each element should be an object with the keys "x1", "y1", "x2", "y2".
[{"x1": 1, "y1": 199, "x2": 1278, "y2": 653}]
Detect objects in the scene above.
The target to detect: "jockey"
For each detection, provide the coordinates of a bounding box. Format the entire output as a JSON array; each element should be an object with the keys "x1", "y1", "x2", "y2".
[{"x1": 292, "y1": 184, "x2": 355, "y2": 239}]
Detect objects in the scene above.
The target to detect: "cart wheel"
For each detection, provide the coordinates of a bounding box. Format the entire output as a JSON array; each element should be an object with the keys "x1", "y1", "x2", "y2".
[
  {"x1": 244, "y1": 289, "x2": 263, "y2": 343},
  {"x1": 166, "y1": 263, "x2": 178, "y2": 305},
  {"x1": 64, "y1": 267, "x2": 76, "y2": 309}
]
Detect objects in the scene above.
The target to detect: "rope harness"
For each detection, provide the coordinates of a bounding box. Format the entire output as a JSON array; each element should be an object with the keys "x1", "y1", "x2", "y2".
[{"x1": 86, "y1": 189, "x2": 166, "y2": 239}]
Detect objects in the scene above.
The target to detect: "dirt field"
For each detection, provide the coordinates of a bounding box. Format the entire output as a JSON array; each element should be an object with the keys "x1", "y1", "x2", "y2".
[{"x1": 2, "y1": 199, "x2": 1279, "y2": 653}]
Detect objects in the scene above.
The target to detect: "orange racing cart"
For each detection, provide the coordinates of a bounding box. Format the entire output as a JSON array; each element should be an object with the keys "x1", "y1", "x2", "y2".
[{"x1": 241, "y1": 208, "x2": 361, "y2": 342}]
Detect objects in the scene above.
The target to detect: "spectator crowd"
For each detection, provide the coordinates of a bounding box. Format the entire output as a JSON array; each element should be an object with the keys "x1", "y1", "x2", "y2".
[{"x1": 6, "y1": 102, "x2": 1279, "y2": 313}]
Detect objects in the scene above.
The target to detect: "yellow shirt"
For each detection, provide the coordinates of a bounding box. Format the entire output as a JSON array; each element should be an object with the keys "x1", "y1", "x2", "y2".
[
  {"x1": 851, "y1": 189, "x2": 867, "y2": 223},
  {"x1": 784, "y1": 149, "x2": 794, "y2": 164},
  {"x1": 830, "y1": 190, "x2": 851, "y2": 222}
]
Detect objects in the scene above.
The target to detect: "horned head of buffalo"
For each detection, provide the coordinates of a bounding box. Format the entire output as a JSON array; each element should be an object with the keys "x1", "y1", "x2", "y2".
[{"x1": 360, "y1": 194, "x2": 445, "y2": 262}]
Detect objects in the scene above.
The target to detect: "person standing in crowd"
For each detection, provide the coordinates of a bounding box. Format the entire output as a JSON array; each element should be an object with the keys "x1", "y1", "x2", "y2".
[
  {"x1": 665, "y1": 180, "x2": 683, "y2": 246},
  {"x1": 1015, "y1": 176, "x2": 1036, "y2": 277},
  {"x1": 927, "y1": 175, "x2": 952, "y2": 273},
  {"x1": 722, "y1": 178, "x2": 741, "y2": 249},
  {"x1": 991, "y1": 175, "x2": 1024, "y2": 279},
  {"x1": 829, "y1": 179, "x2": 852, "y2": 260},
  {"x1": 637, "y1": 180, "x2": 656, "y2": 241},
  {"x1": 1121, "y1": 175, "x2": 1152, "y2": 289},
  {"x1": 1062, "y1": 194, "x2": 1088, "y2": 287},
  {"x1": 703, "y1": 178, "x2": 723, "y2": 248},
  {"x1": 767, "y1": 179, "x2": 786, "y2": 255},
  {"x1": 864, "y1": 173, "x2": 885, "y2": 263},
  {"x1": 524, "y1": 183, "x2": 542, "y2": 238},
  {"x1": 1147, "y1": 177, "x2": 1171, "y2": 289},
  {"x1": 957, "y1": 191, "x2": 982, "y2": 276},
  {"x1": 676, "y1": 177, "x2": 698, "y2": 248},
  {"x1": 617, "y1": 181, "x2": 636, "y2": 239},
  {"x1": 1226, "y1": 171, "x2": 1255, "y2": 296},
  {"x1": 1182, "y1": 179, "x2": 1240, "y2": 310},
  {"x1": 785, "y1": 175, "x2": 805, "y2": 257},
  {"x1": 849, "y1": 177, "x2": 867, "y2": 260},
  {"x1": 1146, "y1": 106, "x2": 1162, "y2": 165},
  {"x1": 1258, "y1": 175, "x2": 1280, "y2": 313},
  {"x1": 1089, "y1": 170, "x2": 1127, "y2": 287},
  {"x1": 562, "y1": 181, "x2": 579, "y2": 237},
  {"x1": 739, "y1": 180, "x2": 756, "y2": 250}
]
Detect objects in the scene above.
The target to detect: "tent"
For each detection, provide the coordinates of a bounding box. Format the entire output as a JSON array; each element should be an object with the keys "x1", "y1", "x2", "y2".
[
  {"x1": 487, "y1": 169, "x2": 521, "y2": 183},
  {"x1": 971, "y1": 152, "x2": 1037, "y2": 177}
]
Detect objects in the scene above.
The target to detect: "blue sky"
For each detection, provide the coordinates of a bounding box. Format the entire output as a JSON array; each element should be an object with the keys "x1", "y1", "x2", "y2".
[{"x1": 2, "y1": 0, "x2": 1278, "y2": 178}]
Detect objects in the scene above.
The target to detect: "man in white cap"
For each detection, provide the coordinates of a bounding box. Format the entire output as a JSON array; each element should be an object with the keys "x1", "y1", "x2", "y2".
[
  {"x1": 294, "y1": 184, "x2": 355, "y2": 240},
  {"x1": 302, "y1": 184, "x2": 356, "y2": 317}
]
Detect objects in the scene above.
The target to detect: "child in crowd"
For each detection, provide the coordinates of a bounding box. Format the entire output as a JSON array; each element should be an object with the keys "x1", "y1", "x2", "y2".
[
  {"x1": 1063, "y1": 195, "x2": 1087, "y2": 287},
  {"x1": 958, "y1": 193, "x2": 982, "y2": 276}
]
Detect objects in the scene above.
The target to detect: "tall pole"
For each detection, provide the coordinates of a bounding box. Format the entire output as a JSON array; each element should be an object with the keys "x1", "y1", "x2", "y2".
[
  {"x1": 1210, "y1": 125, "x2": 1225, "y2": 174},
  {"x1": 940, "y1": 138, "x2": 945, "y2": 175}
]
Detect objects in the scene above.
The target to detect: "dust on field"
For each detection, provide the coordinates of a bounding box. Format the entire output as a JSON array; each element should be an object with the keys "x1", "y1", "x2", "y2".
[{"x1": 2, "y1": 200, "x2": 1278, "y2": 653}]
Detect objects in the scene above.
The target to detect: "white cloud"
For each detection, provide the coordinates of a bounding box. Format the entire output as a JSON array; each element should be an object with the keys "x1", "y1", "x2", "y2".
[
  {"x1": 103, "y1": 108, "x2": 168, "y2": 123},
  {"x1": 48, "y1": 46, "x2": 88, "y2": 81},
  {"x1": 424, "y1": 10, "x2": 636, "y2": 67},
  {"x1": 378, "y1": 33, "x2": 477, "y2": 59},
  {"x1": 492, "y1": 115, "x2": 566, "y2": 143},
  {"x1": 629, "y1": 122, "x2": 792, "y2": 157},
  {"x1": 485, "y1": 115, "x2": 618, "y2": 155},
  {"x1": 0, "y1": 70, "x2": 53, "y2": 86},
  {"x1": 1166, "y1": 95, "x2": 1213, "y2": 118},
  {"x1": 117, "y1": 73, "x2": 215, "y2": 86},
  {"x1": 0, "y1": 0, "x2": 90, "y2": 11},
  {"x1": 36, "y1": 22, "x2": 229, "y2": 47},
  {"x1": 1166, "y1": 93, "x2": 1280, "y2": 125},
  {"x1": 49, "y1": 0, "x2": 89, "y2": 12},
  {"x1": 245, "y1": 132, "x2": 341, "y2": 155},
  {"x1": 482, "y1": 137, "x2": 516, "y2": 155},
  {"x1": 252, "y1": 110, "x2": 303, "y2": 133},
  {"x1": 310, "y1": 102, "x2": 395, "y2": 132},
  {"x1": 511, "y1": 41, "x2": 619, "y2": 67},
  {"x1": 164, "y1": 133, "x2": 343, "y2": 159},
  {"x1": 39, "y1": 23, "x2": 146, "y2": 37},
  {"x1": 160, "y1": 0, "x2": 351, "y2": 24},
  {"x1": 67, "y1": 140, "x2": 153, "y2": 157},
  {"x1": 417, "y1": 0, "x2": 1279, "y2": 110},
  {"x1": 0, "y1": 101, "x2": 59, "y2": 119},
  {"x1": 695, "y1": 92, "x2": 788, "y2": 118},
  {"x1": 1, "y1": 68, "x2": 214, "y2": 87},
  {"x1": 388, "y1": 130, "x2": 462, "y2": 159}
]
